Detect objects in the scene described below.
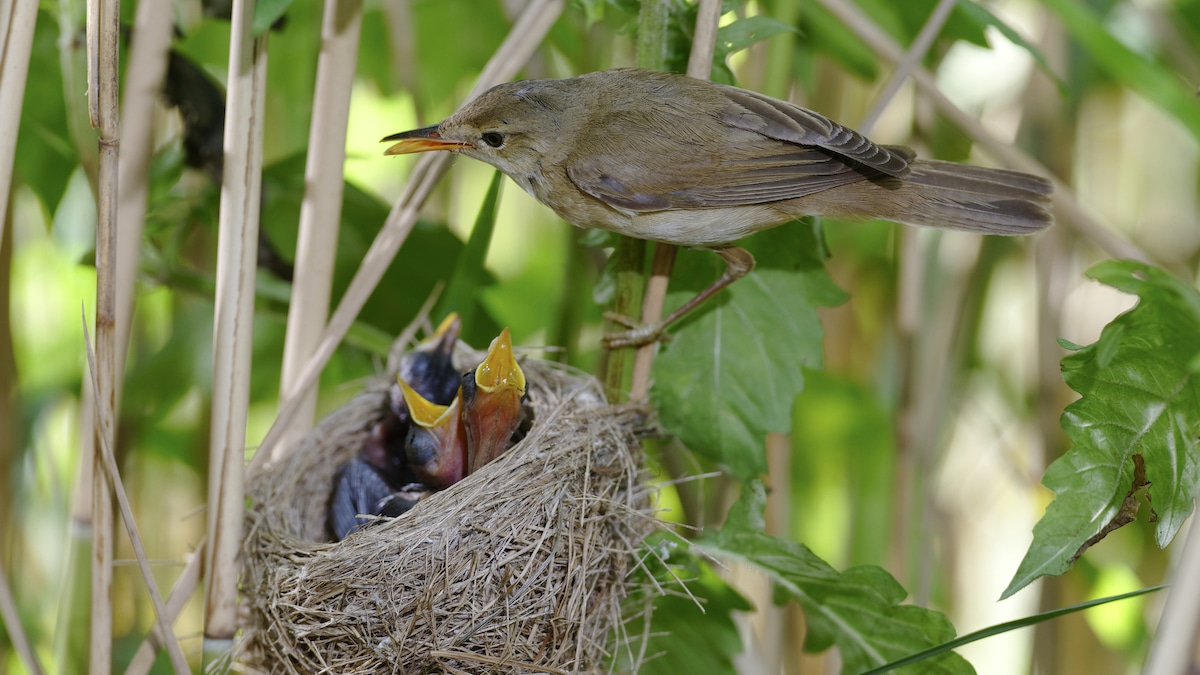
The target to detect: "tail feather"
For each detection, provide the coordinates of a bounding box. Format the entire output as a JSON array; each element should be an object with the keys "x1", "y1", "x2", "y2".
[{"x1": 891, "y1": 160, "x2": 1054, "y2": 235}]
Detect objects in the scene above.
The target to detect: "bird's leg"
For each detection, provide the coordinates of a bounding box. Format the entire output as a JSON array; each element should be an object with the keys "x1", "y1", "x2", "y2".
[{"x1": 602, "y1": 246, "x2": 756, "y2": 348}]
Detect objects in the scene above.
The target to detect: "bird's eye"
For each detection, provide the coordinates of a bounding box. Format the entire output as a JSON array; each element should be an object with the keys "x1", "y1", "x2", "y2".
[{"x1": 481, "y1": 132, "x2": 505, "y2": 148}]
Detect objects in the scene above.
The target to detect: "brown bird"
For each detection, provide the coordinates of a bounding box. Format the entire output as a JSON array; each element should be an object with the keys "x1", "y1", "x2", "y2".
[
  {"x1": 396, "y1": 377, "x2": 468, "y2": 490},
  {"x1": 461, "y1": 328, "x2": 531, "y2": 474},
  {"x1": 382, "y1": 68, "x2": 1054, "y2": 346}
]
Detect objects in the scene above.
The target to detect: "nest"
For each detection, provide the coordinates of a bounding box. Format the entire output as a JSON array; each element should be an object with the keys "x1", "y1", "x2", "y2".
[{"x1": 240, "y1": 347, "x2": 658, "y2": 674}]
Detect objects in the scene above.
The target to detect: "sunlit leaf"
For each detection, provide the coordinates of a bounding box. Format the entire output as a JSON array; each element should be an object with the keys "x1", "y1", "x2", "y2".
[
  {"x1": 1004, "y1": 261, "x2": 1200, "y2": 599},
  {"x1": 651, "y1": 224, "x2": 846, "y2": 479}
]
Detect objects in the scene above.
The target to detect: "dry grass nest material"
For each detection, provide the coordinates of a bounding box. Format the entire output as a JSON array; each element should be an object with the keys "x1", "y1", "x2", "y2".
[{"x1": 241, "y1": 346, "x2": 659, "y2": 674}]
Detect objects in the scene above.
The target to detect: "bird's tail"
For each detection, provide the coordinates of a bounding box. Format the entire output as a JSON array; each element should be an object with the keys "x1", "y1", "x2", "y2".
[{"x1": 811, "y1": 159, "x2": 1055, "y2": 235}]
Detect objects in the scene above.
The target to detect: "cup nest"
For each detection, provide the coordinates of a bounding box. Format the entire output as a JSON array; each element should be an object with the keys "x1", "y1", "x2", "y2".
[{"x1": 240, "y1": 347, "x2": 658, "y2": 673}]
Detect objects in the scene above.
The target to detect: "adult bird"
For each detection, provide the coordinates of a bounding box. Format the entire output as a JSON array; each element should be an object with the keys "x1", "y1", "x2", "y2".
[{"x1": 383, "y1": 69, "x2": 1054, "y2": 346}]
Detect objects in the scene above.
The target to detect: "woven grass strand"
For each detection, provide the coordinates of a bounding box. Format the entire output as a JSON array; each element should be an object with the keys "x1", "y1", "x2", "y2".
[{"x1": 241, "y1": 350, "x2": 657, "y2": 673}]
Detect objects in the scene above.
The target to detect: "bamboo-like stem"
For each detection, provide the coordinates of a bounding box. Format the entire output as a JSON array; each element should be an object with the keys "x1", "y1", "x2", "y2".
[
  {"x1": 276, "y1": 0, "x2": 365, "y2": 455},
  {"x1": 82, "y1": 318, "x2": 190, "y2": 674},
  {"x1": 90, "y1": 0, "x2": 120, "y2": 670},
  {"x1": 113, "y1": 0, "x2": 173, "y2": 399},
  {"x1": 0, "y1": 559, "x2": 44, "y2": 675},
  {"x1": 1143, "y1": 519, "x2": 1200, "y2": 674},
  {"x1": 627, "y1": 0, "x2": 723, "y2": 403},
  {"x1": 857, "y1": 0, "x2": 955, "y2": 135},
  {"x1": 203, "y1": 0, "x2": 267, "y2": 666},
  {"x1": 0, "y1": 0, "x2": 39, "y2": 244},
  {"x1": 124, "y1": 540, "x2": 206, "y2": 675},
  {"x1": 251, "y1": 0, "x2": 565, "y2": 474},
  {"x1": 817, "y1": 0, "x2": 1160, "y2": 268}
]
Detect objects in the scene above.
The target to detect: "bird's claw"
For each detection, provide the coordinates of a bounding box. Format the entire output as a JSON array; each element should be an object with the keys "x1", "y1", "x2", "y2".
[{"x1": 601, "y1": 312, "x2": 673, "y2": 348}]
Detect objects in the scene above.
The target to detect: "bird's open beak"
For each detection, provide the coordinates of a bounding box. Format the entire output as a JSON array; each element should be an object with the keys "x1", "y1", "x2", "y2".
[
  {"x1": 464, "y1": 328, "x2": 527, "y2": 473},
  {"x1": 381, "y1": 125, "x2": 468, "y2": 155},
  {"x1": 398, "y1": 378, "x2": 467, "y2": 489}
]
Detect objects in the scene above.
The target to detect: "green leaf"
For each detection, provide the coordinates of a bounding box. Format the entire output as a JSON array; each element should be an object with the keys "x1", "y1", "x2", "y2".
[
  {"x1": 618, "y1": 562, "x2": 749, "y2": 675},
  {"x1": 699, "y1": 483, "x2": 975, "y2": 674},
  {"x1": 1004, "y1": 261, "x2": 1200, "y2": 599},
  {"x1": 650, "y1": 224, "x2": 847, "y2": 479},
  {"x1": 715, "y1": 15, "x2": 798, "y2": 61},
  {"x1": 862, "y1": 585, "x2": 1166, "y2": 674},
  {"x1": 436, "y1": 171, "x2": 504, "y2": 335},
  {"x1": 253, "y1": 0, "x2": 292, "y2": 36},
  {"x1": 955, "y1": 0, "x2": 1067, "y2": 95},
  {"x1": 1043, "y1": 0, "x2": 1200, "y2": 144}
]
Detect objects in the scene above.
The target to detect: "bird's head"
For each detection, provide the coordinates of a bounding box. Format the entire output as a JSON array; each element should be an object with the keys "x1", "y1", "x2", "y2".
[{"x1": 381, "y1": 79, "x2": 575, "y2": 183}]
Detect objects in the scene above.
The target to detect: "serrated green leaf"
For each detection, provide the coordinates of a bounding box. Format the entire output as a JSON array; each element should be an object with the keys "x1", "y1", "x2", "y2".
[
  {"x1": 1004, "y1": 261, "x2": 1200, "y2": 599},
  {"x1": 699, "y1": 483, "x2": 974, "y2": 675},
  {"x1": 650, "y1": 224, "x2": 847, "y2": 478}
]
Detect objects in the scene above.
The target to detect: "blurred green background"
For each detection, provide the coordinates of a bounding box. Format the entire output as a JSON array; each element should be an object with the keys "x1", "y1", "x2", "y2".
[{"x1": 3, "y1": 0, "x2": 1200, "y2": 672}]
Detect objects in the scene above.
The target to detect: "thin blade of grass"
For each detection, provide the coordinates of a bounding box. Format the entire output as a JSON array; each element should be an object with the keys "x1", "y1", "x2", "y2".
[
  {"x1": 859, "y1": 585, "x2": 1167, "y2": 674},
  {"x1": 436, "y1": 170, "x2": 503, "y2": 330}
]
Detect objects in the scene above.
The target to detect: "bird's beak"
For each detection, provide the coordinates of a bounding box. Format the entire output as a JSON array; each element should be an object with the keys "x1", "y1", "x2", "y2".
[
  {"x1": 475, "y1": 328, "x2": 526, "y2": 396},
  {"x1": 381, "y1": 125, "x2": 468, "y2": 155},
  {"x1": 398, "y1": 378, "x2": 467, "y2": 489},
  {"x1": 426, "y1": 312, "x2": 461, "y2": 360},
  {"x1": 463, "y1": 328, "x2": 527, "y2": 473}
]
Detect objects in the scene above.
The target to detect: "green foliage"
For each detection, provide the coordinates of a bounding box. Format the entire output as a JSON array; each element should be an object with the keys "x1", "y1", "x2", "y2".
[
  {"x1": 16, "y1": 13, "x2": 73, "y2": 212},
  {"x1": 619, "y1": 553, "x2": 749, "y2": 675},
  {"x1": 1005, "y1": 262, "x2": 1200, "y2": 599},
  {"x1": 651, "y1": 224, "x2": 846, "y2": 479},
  {"x1": 436, "y1": 171, "x2": 505, "y2": 343},
  {"x1": 1044, "y1": 0, "x2": 1200, "y2": 143},
  {"x1": 695, "y1": 482, "x2": 974, "y2": 674}
]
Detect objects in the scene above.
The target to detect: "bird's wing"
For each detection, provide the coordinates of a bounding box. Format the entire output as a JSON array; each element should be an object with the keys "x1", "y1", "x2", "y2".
[
  {"x1": 565, "y1": 90, "x2": 914, "y2": 213},
  {"x1": 716, "y1": 85, "x2": 913, "y2": 178}
]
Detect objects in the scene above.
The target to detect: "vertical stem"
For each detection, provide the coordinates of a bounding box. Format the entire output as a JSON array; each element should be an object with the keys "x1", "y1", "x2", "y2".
[
  {"x1": 627, "y1": 0, "x2": 723, "y2": 402},
  {"x1": 248, "y1": 0, "x2": 564, "y2": 473},
  {"x1": 90, "y1": 0, "x2": 120, "y2": 670},
  {"x1": 277, "y1": 0, "x2": 364, "y2": 457},
  {"x1": 602, "y1": 0, "x2": 670, "y2": 403},
  {"x1": 0, "y1": 0, "x2": 39, "y2": 244},
  {"x1": 204, "y1": 0, "x2": 266, "y2": 666},
  {"x1": 114, "y1": 0, "x2": 174, "y2": 400}
]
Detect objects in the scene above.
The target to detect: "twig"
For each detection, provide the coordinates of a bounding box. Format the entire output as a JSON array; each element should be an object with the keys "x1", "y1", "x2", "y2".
[
  {"x1": 0, "y1": 559, "x2": 44, "y2": 674},
  {"x1": 817, "y1": 0, "x2": 1160, "y2": 267},
  {"x1": 857, "y1": 0, "x2": 955, "y2": 135},
  {"x1": 90, "y1": 0, "x2": 120, "y2": 670},
  {"x1": 250, "y1": 0, "x2": 566, "y2": 473},
  {"x1": 0, "y1": 0, "x2": 39, "y2": 244},
  {"x1": 81, "y1": 314, "x2": 190, "y2": 674},
  {"x1": 203, "y1": 0, "x2": 267, "y2": 666},
  {"x1": 627, "y1": 0, "x2": 723, "y2": 402},
  {"x1": 277, "y1": 0, "x2": 365, "y2": 450},
  {"x1": 124, "y1": 539, "x2": 206, "y2": 675}
]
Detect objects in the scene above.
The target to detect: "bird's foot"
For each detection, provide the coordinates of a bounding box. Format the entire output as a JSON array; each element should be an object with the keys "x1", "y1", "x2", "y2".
[{"x1": 601, "y1": 312, "x2": 674, "y2": 348}]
